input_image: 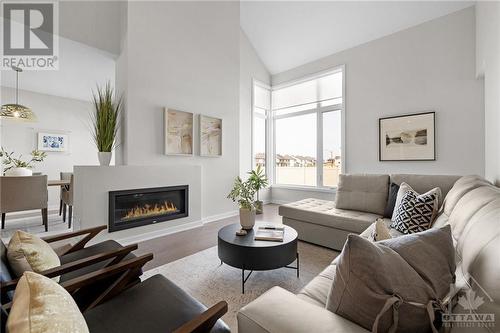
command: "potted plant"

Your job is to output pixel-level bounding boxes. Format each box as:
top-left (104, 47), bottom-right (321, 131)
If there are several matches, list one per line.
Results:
top-left (91, 82), bottom-right (121, 166)
top-left (248, 165), bottom-right (269, 214)
top-left (227, 176), bottom-right (256, 230)
top-left (0, 147), bottom-right (46, 176)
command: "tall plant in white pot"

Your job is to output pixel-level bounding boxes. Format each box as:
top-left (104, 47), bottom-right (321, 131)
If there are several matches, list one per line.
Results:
top-left (91, 82), bottom-right (121, 166)
top-left (227, 176), bottom-right (256, 230)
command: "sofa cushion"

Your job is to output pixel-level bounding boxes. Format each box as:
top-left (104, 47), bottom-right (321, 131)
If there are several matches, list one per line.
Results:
top-left (84, 274), bottom-right (230, 333)
top-left (335, 174), bottom-right (389, 215)
top-left (279, 199), bottom-right (380, 233)
top-left (298, 264), bottom-right (336, 307)
top-left (7, 231), bottom-right (61, 282)
top-left (441, 175), bottom-right (492, 217)
top-left (390, 174), bottom-right (460, 206)
top-left (360, 218), bottom-right (404, 240)
top-left (7, 272), bottom-right (89, 333)
top-left (326, 226), bottom-right (455, 333)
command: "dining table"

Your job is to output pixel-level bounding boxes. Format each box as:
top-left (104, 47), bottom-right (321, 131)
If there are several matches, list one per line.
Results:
top-left (48, 179), bottom-right (71, 191)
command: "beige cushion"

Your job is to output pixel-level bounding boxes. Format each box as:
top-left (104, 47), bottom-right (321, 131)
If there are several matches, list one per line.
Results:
top-left (298, 264), bottom-right (336, 307)
top-left (7, 271), bottom-right (89, 333)
top-left (279, 198), bottom-right (380, 233)
top-left (326, 226), bottom-right (455, 333)
top-left (441, 175), bottom-right (491, 216)
top-left (390, 174), bottom-right (460, 206)
top-left (360, 218), bottom-right (404, 240)
top-left (335, 174), bottom-right (389, 215)
top-left (7, 230), bottom-right (61, 282)
top-left (371, 218), bottom-right (392, 241)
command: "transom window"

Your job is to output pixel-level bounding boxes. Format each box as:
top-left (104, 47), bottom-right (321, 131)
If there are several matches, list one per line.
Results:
top-left (252, 66), bottom-right (344, 189)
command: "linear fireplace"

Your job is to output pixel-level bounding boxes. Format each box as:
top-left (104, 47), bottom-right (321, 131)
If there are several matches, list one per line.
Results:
top-left (109, 185), bottom-right (188, 232)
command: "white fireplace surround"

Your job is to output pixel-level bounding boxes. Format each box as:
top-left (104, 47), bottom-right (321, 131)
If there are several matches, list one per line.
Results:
top-left (73, 165), bottom-right (233, 244)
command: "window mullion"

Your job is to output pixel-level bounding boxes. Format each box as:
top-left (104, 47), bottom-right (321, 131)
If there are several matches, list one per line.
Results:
top-left (316, 108), bottom-right (323, 187)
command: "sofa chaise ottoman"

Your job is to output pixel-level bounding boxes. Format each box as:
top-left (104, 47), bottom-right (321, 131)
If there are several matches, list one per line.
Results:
top-left (279, 173), bottom-right (460, 250)
top-left (239, 175), bottom-right (500, 333)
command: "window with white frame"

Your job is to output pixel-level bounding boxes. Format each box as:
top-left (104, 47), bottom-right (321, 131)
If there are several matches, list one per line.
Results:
top-left (272, 68), bottom-right (343, 188)
top-left (252, 81), bottom-right (270, 172)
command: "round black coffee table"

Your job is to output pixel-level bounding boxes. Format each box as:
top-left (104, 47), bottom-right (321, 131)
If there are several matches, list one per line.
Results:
top-left (218, 223), bottom-right (299, 293)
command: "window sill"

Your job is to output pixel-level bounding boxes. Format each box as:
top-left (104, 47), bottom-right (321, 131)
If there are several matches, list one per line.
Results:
top-left (271, 185), bottom-right (337, 193)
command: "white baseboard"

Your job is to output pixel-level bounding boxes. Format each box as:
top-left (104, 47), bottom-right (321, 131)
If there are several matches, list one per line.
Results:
top-left (118, 210), bottom-right (239, 245)
top-left (201, 210), bottom-right (238, 224)
top-left (270, 200), bottom-right (290, 205)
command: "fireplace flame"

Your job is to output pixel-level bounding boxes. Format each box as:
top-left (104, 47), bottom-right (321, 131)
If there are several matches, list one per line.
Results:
top-left (123, 201), bottom-right (179, 220)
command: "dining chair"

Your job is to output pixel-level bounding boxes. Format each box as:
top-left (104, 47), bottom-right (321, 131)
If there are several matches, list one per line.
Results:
top-left (59, 172), bottom-right (73, 228)
top-left (0, 175), bottom-right (49, 232)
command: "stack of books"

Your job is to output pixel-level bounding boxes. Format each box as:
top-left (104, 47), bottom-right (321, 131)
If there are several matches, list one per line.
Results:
top-left (254, 225), bottom-right (285, 242)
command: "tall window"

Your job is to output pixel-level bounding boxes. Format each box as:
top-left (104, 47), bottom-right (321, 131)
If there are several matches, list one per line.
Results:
top-left (272, 68), bottom-right (343, 188)
top-left (252, 81), bottom-right (270, 171)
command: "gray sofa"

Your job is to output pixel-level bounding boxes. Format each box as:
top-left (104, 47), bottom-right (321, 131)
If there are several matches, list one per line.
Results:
top-left (279, 174), bottom-right (460, 250)
top-left (238, 174), bottom-right (500, 333)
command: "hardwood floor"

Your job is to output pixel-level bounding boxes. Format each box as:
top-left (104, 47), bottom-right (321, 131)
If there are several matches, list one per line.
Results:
top-left (136, 204), bottom-right (282, 270)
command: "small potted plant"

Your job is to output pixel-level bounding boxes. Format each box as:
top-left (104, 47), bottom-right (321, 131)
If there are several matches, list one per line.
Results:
top-left (248, 165), bottom-right (269, 214)
top-left (227, 176), bottom-right (256, 230)
top-left (91, 82), bottom-right (121, 166)
top-left (0, 147), bottom-right (46, 176)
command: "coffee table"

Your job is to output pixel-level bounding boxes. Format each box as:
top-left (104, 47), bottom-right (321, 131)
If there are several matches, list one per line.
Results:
top-left (217, 223), bottom-right (299, 293)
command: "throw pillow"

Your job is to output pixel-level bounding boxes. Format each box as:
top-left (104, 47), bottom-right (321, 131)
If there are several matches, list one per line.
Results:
top-left (390, 183), bottom-right (441, 234)
top-left (326, 226), bottom-right (455, 333)
top-left (7, 271), bottom-right (89, 333)
top-left (7, 230), bottom-right (61, 282)
top-left (383, 183), bottom-right (400, 218)
top-left (370, 218), bottom-right (392, 241)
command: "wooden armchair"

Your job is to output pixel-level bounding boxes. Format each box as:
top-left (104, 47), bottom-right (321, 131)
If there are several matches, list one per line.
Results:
top-left (0, 175), bottom-right (48, 231)
top-left (1, 226), bottom-right (140, 304)
top-left (2, 254), bottom-right (230, 333)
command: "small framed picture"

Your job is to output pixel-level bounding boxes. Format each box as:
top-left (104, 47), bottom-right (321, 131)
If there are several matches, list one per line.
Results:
top-left (379, 112), bottom-right (435, 161)
top-left (164, 108), bottom-right (194, 156)
top-left (199, 115), bottom-right (222, 157)
top-left (37, 132), bottom-right (69, 152)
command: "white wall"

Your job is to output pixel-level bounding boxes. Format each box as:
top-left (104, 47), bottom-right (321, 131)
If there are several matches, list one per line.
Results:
top-left (476, 3), bottom-right (500, 186)
top-left (272, 7), bottom-right (484, 179)
top-left (0, 88), bottom-right (99, 208)
top-left (117, 1), bottom-right (240, 219)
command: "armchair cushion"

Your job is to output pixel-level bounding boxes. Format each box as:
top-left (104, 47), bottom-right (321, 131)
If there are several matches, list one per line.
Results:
top-left (59, 240), bottom-right (136, 282)
top-left (83, 274), bottom-right (230, 333)
top-left (7, 231), bottom-right (61, 282)
top-left (7, 271), bottom-right (89, 333)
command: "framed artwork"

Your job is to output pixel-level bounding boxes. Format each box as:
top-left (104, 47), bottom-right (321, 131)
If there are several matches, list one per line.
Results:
top-left (164, 108), bottom-right (193, 155)
top-left (200, 115), bottom-right (222, 157)
top-left (37, 132), bottom-right (68, 152)
top-left (379, 111), bottom-right (435, 161)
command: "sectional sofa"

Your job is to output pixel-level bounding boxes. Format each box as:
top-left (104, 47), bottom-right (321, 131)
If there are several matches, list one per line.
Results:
top-left (238, 174), bottom-right (500, 333)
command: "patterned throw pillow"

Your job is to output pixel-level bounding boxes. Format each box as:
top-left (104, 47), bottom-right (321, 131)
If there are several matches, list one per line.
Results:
top-left (391, 190), bottom-right (439, 234)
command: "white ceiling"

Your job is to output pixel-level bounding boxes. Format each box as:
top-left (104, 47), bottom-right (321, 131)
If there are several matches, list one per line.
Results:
top-left (240, 1), bottom-right (475, 74)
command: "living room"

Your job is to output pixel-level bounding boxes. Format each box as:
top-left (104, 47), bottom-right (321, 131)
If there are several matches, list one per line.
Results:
top-left (0, 1), bottom-right (499, 332)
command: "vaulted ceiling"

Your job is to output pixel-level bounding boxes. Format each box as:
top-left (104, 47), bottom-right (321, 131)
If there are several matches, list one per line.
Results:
top-left (240, 1), bottom-right (474, 74)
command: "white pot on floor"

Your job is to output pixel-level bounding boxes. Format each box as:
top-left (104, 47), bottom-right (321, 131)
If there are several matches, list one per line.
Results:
top-left (4, 167), bottom-right (32, 176)
top-left (239, 207), bottom-right (256, 230)
top-left (98, 152), bottom-right (112, 166)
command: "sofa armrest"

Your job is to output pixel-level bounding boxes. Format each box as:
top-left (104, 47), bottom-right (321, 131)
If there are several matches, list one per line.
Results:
top-left (237, 286), bottom-right (369, 333)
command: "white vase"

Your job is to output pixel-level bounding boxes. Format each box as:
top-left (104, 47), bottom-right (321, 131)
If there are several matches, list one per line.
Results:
top-left (239, 207), bottom-right (256, 230)
top-left (5, 167), bottom-right (33, 176)
top-left (98, 152), bottom-right (112, 166)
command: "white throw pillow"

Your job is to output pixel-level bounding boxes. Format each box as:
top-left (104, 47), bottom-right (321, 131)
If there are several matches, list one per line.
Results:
top-left (391, 182), bottom-right (441, 221)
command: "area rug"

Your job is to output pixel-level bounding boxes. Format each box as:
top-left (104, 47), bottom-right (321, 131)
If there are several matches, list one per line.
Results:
top-left (142, 242), bottom-right (338, 332)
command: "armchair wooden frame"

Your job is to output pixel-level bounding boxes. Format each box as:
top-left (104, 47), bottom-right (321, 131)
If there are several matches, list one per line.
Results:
top-left (1, 254), bottom-right (229, 333)
top-left (42, 225), bottom-right (108, 256)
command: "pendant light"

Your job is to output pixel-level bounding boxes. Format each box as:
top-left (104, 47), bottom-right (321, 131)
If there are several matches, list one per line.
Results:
top-left (1, 66), bottom-right (36, 121)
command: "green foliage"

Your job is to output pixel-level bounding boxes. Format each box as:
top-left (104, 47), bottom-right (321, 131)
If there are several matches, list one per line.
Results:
top-left (248, 165), bottom-right (269, 201)
top-left (0, 147), bottom-right (46, 172)
top-left (227, 176), bottom-right (256, 210)
top-left (91, 82), bottom-right (121, 152)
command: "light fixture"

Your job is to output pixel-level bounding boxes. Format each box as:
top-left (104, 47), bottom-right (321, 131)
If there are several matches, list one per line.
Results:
top-left (1, 66), bottom-right (36, 121)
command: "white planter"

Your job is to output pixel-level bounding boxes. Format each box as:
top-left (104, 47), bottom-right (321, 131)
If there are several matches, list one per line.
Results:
top-left (98, 152), bottom-right (112, 166)
top-left (4, 167), bottom-right (33, 177)
top-left (239, 207), bottom-right (256, 230)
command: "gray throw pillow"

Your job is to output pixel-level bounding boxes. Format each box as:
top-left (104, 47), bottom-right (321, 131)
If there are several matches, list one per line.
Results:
top-left (326, 225), bottom-right (455, 333)
top-left (335, 174), bottom-right (389, 215)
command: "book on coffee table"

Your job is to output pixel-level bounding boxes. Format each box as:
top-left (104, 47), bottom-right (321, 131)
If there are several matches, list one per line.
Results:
top-left (254, 228), bottom-right (284, 242)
